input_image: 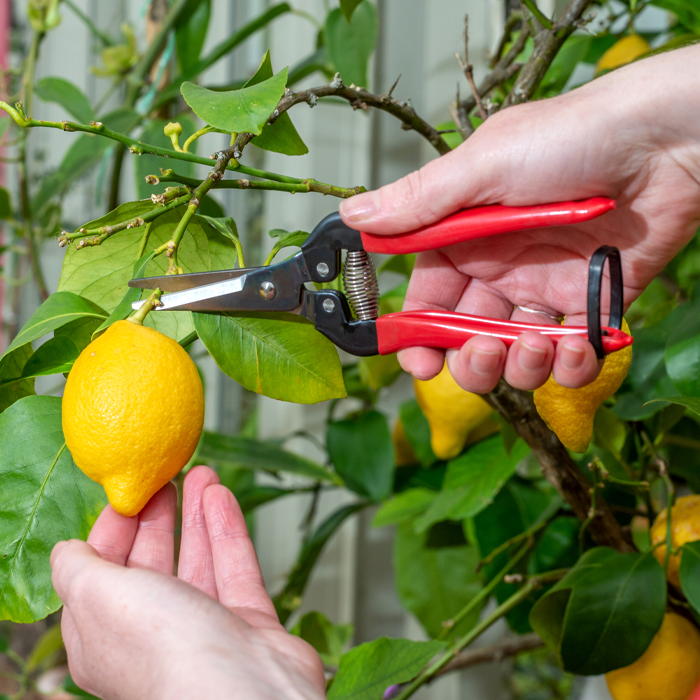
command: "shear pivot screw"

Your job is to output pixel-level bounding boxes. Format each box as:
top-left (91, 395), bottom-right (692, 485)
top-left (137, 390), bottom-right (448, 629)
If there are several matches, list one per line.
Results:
top-left (316, 262), bottom-right (330, 277)
top-left (259, 281), bottom-right (277, 300)
top-left (322, 298), bottom-right (336, 313)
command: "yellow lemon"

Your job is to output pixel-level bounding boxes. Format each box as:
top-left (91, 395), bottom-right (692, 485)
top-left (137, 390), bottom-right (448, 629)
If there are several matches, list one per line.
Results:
top-left (392, 419), bottom-right (418, 467)
top-left (596, 34), bottom-right (651, 74)
top-left (414, 363), bottom-right (495, 461)
top-left (62, 320), bottom-right (204, 517)
top-left (650, 495), bottom-right (700, 588)
top-left (533, 319), bottom-right (632, 453)
top-left (606, 612), bottom-right (700, 700)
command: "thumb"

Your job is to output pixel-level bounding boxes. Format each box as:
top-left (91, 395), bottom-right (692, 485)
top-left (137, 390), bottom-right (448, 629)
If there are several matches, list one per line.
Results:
top-left (51, 540), bottom-right (103, 605)
top-left (339, 135), bottom-right (504, 235)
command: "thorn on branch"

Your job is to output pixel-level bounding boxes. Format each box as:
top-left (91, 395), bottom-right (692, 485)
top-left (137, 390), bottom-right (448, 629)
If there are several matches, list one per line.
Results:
top-left (330, 72), bottom-right (344, 89)
top-left (386, 74), bottom-right (401, 98)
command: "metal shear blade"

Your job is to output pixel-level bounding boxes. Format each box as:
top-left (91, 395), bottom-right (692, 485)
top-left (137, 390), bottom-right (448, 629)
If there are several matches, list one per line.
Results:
top-left (131, 275), bottom-right (248, 311)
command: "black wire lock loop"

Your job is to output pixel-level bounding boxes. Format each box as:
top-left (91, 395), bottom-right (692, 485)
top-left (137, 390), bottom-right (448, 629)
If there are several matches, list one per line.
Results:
top-left (587, 245), bottom-right (623, 359)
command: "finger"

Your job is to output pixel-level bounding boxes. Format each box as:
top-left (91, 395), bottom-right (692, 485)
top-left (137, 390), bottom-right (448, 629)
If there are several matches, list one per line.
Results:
top-left (503, 331), bottom-right (556, 390)
top-left (86, 503), bottom-right (138, 566)
top-left (51, 540), bottom-right (103, 606)
top-left (126, 483), bottom-right (177, 574)
top-left (552, 335), bottom-right (602, 388)
top-left (447, 335), bottom-right (507, 394)
top-left (203, 485), bottom-right (278, 620)
top-left (339, 138), bottom-right (504, 233)
top-left (178, 466), bottom-right (221, 599)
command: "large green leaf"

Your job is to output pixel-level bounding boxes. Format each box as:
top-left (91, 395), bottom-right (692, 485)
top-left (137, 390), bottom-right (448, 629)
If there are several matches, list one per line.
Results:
top-left (274, 503), bottom-right (366, 624)
top-left (34, 76), bottom-right (95, 124)
top-left (327, 410), bottom-right (394, 501)
top-left (0, 344), bottom-right (35, 413)
top-left (415, 437), bottom-right (530, 532)
top-left (665, 294), bottom-right (700, 396)
top-left (650, 0), bottom-right (700, 32)
top-left (291, 611), bottom-right (353, 667)
top-left (31, 107), bottom-right (140, 211)
top-left (680, 541), bottom-right (700, 615)
top-left (175, 0), bottom-right (211, 73)
top-left (245, 51), bottom-right (307, 155)
top-left (328, 637), bottom-right (445, 700)
top-left (181, 68), bottom-right (288, 136)
top-left (133, 115), bottom-right (198, 200)
top-left (647, 395), bottom-right (700, 416)
top-left (198, 431), bottom-right (341, 484)
top-left (530, 548), bottom-right (666, 675)
top-left (12, 336), bottom-right (79, 380)
top-left (536, 36), bottom-right (591, 97)
top-left (193, 312), bottom-right (346, 403)
top-left (59, 205), bottom-right (238, 342)
top-left (614, 309), bottom-right (681, 420)
top-left (394, 523), bottom-right (483, 639)
top-left (3, 292), bottom-right (106, 358)
top-left (372, 488), bottom-right (436, 528)
top-left (0, 396), bottom-right (107, 622)
top-left (325, 1), bottom-right (378, 88)
top-left (340, 0), bottom-right (364, 22)
top-left (399, 399), bottom-right (436, 467)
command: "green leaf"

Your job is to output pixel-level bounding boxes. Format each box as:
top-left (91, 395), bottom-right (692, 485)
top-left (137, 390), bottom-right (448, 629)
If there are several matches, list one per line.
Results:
top-left (327, 410), bottom-right (394, 501)
top-left (399, 399), bottom-right (436, 467)
top-left (415, 437), bottom-right (530, 532)
top-left (0, 344), bottom-right (35, 413)
top-left (328, 637), bottom-right (446, 700)
top-left (647, 395), bottom-right (700, 416)
top-left (193, 312), bottom-right (346, 403)
top-left (245, 52), bottom-right (308, 155)
top-left (62, 676), bottom-right (99, 699)
top-left (357, 353), bottom-right (402, 391)
top-left (394, 523), bottom-right (483, 639)
top-left (59, 205), bottom-right (238, 343)
top-left (0, 396), bottom-right (107, 622)
top-left (274, 503), bottom-right (366, 624)
top-left (378, 254), bottom-right (416, 278)
top-left (536, 36), bottom-right (591, 97)
top-left (181, 68), bottom-right (288, 136)
top-left (55, 316), bottom-right (104, 352)
top-left (198, 431), bottom-right (341, 484)
top-left (16, 336), bottom-right (79, 379)
top-left (175, 0), bottom-right (211, 73)
top-left (325, 1), bottom-right (378, 88)
top-left (237, 486), bottom-right (297, 513)
top-left (372, 488), bottom-right (436, 528)
top-left (680, 541), bottom-right (700, 614)
top-left (3, 292), bottom-right (107, 358)
top-left (340, 0), bottom-right (364, 22)
top-left (529, 548), bottom-right (666, 675)
top-left (266, 229), bottom-right (309, 264)
top-left (133, 115), bottom-right (198, 200)
top-left (0, 188), bottom-right (11, 220)
top-left (26, 624), bottom-right (63, 673)
top-left (665, 294), bottom-right (700, 396)
top-left (291, 611), bottom-right (354, 667)
top-left (614, 310), bottom-right (681, 420)
top-left (197, 215), bottom-right (243, 265)
top-left (34, 77), bottom-right (95, 124)
top-left (31, 107), bottom-right (140, 211)
top-left (650, 0), bottom-right (700, 33)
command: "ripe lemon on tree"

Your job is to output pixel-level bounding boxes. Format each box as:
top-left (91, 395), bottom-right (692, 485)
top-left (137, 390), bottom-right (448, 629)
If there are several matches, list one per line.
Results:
top-left (596, 34), bottom-right (651, 74)
top-left (650, 494), bottom-right (700, 588)
top-left (414, 362), bottom-right (495, 461)
top-left (62, 308), bottom-right (204, 517)
top-left (605, 612), bottom-right (700, 700)
top-left (533, 319), bottom-right (632, 453)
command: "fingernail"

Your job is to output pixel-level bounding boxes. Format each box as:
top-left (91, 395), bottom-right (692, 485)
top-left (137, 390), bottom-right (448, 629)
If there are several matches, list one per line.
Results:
top-left (340, 192), bottom-right (379, 224)
top-left (561, 343), bottom-right (585, 370)
top-left (519, 341), bottom-right (547, 371)
top-left (469, 348), bottom-right (501, 375)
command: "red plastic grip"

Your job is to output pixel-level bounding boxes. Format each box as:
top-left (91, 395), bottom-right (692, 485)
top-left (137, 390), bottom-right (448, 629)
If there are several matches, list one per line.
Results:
top-left (375, 311), bottom-right (633, 356)
top-left (360, 197), bottom-right (616, 254)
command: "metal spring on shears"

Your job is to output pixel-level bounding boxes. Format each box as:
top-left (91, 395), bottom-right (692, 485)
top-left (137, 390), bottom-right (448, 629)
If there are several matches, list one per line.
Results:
top-left (343, 250), bottom-right (380, 320)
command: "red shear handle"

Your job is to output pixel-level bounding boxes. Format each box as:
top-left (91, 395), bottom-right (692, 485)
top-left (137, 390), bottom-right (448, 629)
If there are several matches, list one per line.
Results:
top-left (376, 311), bottom-right (633, 355)
top-left (361, 197), bottom-right (616, 255)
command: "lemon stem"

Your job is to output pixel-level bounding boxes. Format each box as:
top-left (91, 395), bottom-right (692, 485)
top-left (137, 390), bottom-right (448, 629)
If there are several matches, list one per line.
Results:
top-left (128, 288), bottom-right (163, 326)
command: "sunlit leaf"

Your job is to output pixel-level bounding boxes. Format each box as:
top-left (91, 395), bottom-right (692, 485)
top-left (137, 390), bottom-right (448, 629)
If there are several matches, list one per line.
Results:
top-left (181, 68), bottom-right (288, 135)
top-left (372, 488), bottom-right (436, 528)
top-left (0, 396), bottom-right (106, 622)
top-left (193, 312), bottom-right (346, 403)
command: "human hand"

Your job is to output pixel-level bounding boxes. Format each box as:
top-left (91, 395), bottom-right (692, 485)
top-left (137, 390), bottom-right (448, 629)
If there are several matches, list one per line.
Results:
top-left (50, 466), bottom-right (325, 700)
top-left (340, 45), bottom-right (700, 394)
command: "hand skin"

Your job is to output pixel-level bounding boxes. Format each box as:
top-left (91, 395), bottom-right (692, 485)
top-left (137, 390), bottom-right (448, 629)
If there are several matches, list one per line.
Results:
top-left (340, 45), bottom-right (700, 394)
top-left (50, 467), bottom-right (325, 700)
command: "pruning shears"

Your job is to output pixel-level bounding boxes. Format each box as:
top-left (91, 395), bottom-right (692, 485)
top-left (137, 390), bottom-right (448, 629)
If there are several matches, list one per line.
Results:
top-left (129, 197), bottom-right (633, 359)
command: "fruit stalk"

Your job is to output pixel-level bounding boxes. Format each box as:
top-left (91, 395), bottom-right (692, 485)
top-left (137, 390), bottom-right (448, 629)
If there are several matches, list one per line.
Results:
top-left (129, 289), bottom-right (163, 326)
